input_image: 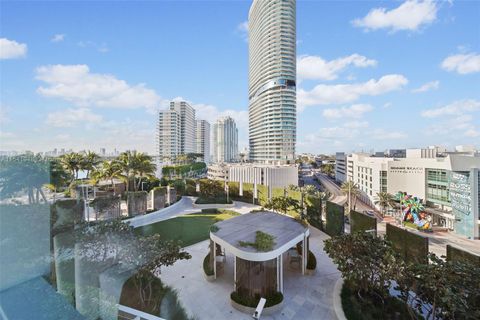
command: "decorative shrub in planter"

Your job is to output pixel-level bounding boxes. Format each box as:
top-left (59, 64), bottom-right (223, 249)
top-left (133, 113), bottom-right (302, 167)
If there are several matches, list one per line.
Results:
top-left (203, 253), bottom-right (214, 281)
top-left (306, 250), bottom-right (317, 275)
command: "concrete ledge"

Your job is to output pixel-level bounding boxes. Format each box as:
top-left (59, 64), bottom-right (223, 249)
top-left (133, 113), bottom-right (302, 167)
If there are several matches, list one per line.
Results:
top-left (333, 278), bottom-right (347, 320)
top-left (193, 203), bottom-right (235, 209)
top-left (203, 271), bottom-right (215, 282)
top-left (305, 268), bottom-right (316, 276)
top-left (230, 298), bottom-right (283, 316)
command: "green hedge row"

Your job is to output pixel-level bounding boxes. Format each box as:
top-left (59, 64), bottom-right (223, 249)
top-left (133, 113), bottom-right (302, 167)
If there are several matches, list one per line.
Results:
top-left (350, 210), bottom-right (377, 235)
top-left (446, 244), bottom-right (480, 265)
top-left (325, 201), bottom-right (344, 237)
top-left (386, 223), bottom-right (429, 265)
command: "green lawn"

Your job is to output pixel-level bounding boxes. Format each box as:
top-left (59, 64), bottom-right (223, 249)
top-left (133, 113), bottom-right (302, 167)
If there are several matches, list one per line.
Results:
top-left (135, 210), bottom-right (239, 247)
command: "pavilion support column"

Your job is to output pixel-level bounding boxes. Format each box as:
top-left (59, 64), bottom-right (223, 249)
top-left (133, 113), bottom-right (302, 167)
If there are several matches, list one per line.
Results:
top-left (212, 240), bottom-right (217, 279)
top-left (234, 256), bottom-right (237, 291)
top-left (276, 256), bottom-right (280, 292)
top-left (302, 235), bottom-right (306, 275)
top-left (280, 254), bottom-right (284, 293)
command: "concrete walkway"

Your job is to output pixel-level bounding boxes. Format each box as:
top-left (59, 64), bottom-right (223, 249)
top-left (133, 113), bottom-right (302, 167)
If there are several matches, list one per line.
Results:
top-left (126, 196), bottom-right (261, 228)
top-left (159, 226), bottom-right (341, 320)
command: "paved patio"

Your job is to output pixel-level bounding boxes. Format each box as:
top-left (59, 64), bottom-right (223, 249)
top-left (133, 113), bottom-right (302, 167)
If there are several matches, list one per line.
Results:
top-left (159, 226), bottom-right (341, 320)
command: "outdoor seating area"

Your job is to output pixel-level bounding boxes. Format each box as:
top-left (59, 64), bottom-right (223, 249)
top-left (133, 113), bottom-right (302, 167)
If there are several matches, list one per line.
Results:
top-left (207, 212), bottom-right (310, 312)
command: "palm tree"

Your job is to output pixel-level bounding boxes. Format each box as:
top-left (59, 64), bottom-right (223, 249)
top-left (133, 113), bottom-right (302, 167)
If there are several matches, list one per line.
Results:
top-left (0, 155), bottom-right (49, 204)
top-left (82, 151), bottom-right (100, 178)
top-left (117, 151), bottom-right (156, 192)
top-left (340, 181), bottom-right (359, 213)
top-left (134, 153), bottom-right (156, 191)
top-left (60, 152), bottom-right (84, 182)
top-left (91, 160), bottom-right (123, 195)
top-left (374, 192), bottom-right (396, 217)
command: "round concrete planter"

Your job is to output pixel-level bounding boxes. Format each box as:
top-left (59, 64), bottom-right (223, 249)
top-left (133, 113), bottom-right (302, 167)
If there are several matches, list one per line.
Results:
top-left (333, 278), bottom-right (347, 320)
top-left (204, 272), bottom-right (215, 282)
top-left (230, 298), bottom-right (283, 316)
top-left (305, 268), bottom-right (316, 275)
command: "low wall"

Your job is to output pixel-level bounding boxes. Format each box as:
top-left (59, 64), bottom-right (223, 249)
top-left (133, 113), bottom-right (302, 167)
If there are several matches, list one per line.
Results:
top-left (193, 202), bottom-right (235, 209)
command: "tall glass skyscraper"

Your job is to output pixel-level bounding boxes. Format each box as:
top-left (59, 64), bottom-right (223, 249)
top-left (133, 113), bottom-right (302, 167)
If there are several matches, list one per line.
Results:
top-left (248, 0), bottom-right (296, 164)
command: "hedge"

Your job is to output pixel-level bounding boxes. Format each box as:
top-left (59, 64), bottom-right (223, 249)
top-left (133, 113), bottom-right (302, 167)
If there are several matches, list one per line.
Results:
top-left (350, 210), bottom-right (377, 235)
top-left (325, 201), bottom-right (344, 237)
top-left (386, 223), bottom-right (429, 265)
top-left (446, 244), bottom-right (480, 266)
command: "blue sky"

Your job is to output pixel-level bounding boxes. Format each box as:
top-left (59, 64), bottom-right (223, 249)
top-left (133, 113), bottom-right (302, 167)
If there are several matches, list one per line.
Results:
top-left (1, 0), bottom-right (479, 155)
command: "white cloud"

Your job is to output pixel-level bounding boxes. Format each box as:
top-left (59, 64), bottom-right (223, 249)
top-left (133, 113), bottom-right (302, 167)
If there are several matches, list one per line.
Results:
top-left (352, 0), bottom-right (438, 32)
top-left (0, 38), bottom-right (27, 59)
top-left (422, 100), bottom-right (480, 138)
top-left (441, 53), bottom-right (480, 74)
top-left (46, 108), bottom-right (103, 127)
top-left (323, 104), bottom-right (373, 119)
top-left (0, 131), bottom-right (16, 139)
top-left (236, 21), bottom-right (249, 42)
top-left (297, 54), bottom-right (377, 81)
top-left (77, 40), bottom-right (109, 53)
top-left (298, 74), bottom-right (408, 110)
top-left (464, 129), bottom-right (480, 138)
top-left (421, 99), bottom-right (480, 117)
top-left (51, 34), bottom-right (65, 43)
top-left (371, 129), bottom-right (408, 140)
top-left (36, 64), bottom-right (162, 111)
top-left (412, 80), bottom-right (439, 93)
top-left (344, 120), bottom-right (370, 129)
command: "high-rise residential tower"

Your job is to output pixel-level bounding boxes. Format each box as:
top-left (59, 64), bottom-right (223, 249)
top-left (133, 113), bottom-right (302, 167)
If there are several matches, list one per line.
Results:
top-left (157, 109), bottom-right (181, 161)
top-left (196, 119), bottom-right (210, 163)
top-left (158, 100), bottom-right (196, 162)
top-left (212, 116), bottom-right (238, 163)
top-left (170, 100), bottom-right (196, 154)
top-left (248, 0), bottom-right (296, 164)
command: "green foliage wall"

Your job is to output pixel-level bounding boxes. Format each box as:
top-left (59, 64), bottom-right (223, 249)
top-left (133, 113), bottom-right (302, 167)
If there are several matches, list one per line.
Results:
top-left (325, 201), bottom-right (344, 237)
top-left (184, 179), bottom-right (197, 196)
top-left (350, 210), bottom-right (377, 235)
top-left (446, 244), bottom-right (480, 265)
top-left (386, 223), bottom-right (429, 265)
top-left (257, 185), bottom-right (268, 205)
top-left (51, 199), bottom-right (85, 235)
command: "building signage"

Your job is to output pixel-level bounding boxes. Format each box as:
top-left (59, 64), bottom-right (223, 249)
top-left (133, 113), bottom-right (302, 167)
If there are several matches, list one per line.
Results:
top-left (389, 166), bottom-right (424, 174)
top-left (449, 172), bottom-right (471, 216)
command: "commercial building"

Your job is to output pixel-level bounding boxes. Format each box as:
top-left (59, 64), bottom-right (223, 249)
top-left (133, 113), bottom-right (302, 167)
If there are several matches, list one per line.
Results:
top-left (212, 116), bottom-right (238, 163)
top-left (196, 120), bottom-right (210, 163)
top-left (344, 149), bottom-right (480, 239)
top-left (208, 163), bottom-right (298, 189)
top-left (334, 152), bottom-right (347, 183)
top-left (248, 0), bottom-right (296, 164)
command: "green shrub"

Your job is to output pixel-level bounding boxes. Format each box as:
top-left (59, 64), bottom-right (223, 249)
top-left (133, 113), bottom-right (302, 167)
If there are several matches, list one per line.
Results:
top-left (202, 208), bottom-right (220, 214)
top-left (230, 291), bottom-right (283, 308)
top-left (446, 245), bottom-right (480, 266)
top-left (386, 223), bottom-right (428, 265)
top-left (239, 231), bottom-right (276, 252)
top-left (203, 253), bottom-right (214, 276)
top-left (307, 250), bottom-right (317, 270)
top-left (350, 210), bottom-right (377, 234)
top-left (195, 196), bottom-right (233, 204)
top-left (325, 201), bottom-right (344, 236)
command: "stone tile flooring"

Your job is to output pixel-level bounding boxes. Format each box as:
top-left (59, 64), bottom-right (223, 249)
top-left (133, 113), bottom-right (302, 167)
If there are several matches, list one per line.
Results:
top-left (160, 226), bottom-right (341, 320)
